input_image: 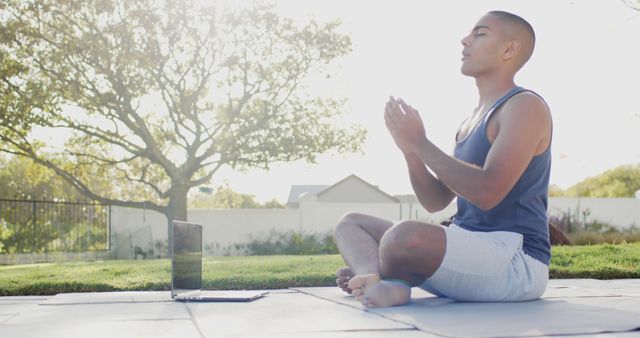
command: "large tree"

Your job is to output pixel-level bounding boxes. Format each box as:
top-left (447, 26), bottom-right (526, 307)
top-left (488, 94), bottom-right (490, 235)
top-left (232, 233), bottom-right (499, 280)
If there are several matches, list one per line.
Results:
top-left (623, 0), bottom-right (640, 10)
top-left (0, 0), bottom-right (365, 250)
top-left (0, 154), bottom-right (100, 201)
top-left (556, 164), bottom-right (640, 198)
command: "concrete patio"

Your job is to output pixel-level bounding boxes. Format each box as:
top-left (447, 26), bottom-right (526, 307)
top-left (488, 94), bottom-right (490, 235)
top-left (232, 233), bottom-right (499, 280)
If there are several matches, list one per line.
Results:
top-left (1, 279), bottom-right (640, 338)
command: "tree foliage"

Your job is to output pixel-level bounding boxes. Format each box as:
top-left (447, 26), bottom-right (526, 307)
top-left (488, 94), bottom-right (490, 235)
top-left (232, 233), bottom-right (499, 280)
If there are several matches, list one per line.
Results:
top-left (0, 154), bottom-right (112, 201)
top-left (623, 0), bottom-right (640, 11)
top-left (554, 164), bottom-right (640, 198)
top-left (0, 0), bottom-right (365, 240)
top-left (189, 183), bottom-right (284, 209)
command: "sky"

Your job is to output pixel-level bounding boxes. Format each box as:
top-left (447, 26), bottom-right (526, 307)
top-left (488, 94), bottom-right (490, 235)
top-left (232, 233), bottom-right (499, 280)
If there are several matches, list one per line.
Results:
top-left (25, 0), bottom-right (640, 203)
top-left (210, 0), bottom-right (640, 202)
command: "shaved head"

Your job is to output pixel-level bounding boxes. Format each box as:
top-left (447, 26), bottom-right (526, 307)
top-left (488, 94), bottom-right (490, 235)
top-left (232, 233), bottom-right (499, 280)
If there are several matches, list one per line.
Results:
top-left (487, 10), bottom-right (536, 71)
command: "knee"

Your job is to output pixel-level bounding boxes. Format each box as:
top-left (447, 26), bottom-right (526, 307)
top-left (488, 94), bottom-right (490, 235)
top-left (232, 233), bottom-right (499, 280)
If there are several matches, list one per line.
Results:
top-left (333, 212), bottom-right (365, 240)
top-left (378, 220), bottom-right (443, 277)
top-left (379, 220), bottom-right (422, 261)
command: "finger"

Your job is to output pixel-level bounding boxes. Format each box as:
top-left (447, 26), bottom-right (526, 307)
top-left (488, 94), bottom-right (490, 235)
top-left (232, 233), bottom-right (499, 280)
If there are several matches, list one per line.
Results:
top-left (387, 101), bottom-right (403, 124)
top-left (385, 103), bottom-right (396, 126)
top-left (385, 101), bottom-right (392, 116)
top-left (400, 100), bottom-right (420, 116)
top-left (390, 96), bottom-right (401, 114)
top-left (398, 99), bottom-right (414, 116)
top-left (396, 98), bottom-right (409, 115)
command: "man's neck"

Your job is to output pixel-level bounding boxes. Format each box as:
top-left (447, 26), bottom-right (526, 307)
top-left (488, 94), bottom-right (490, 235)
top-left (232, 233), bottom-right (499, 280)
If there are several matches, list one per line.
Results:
top-left (474, 73), bottom-right (516, 110)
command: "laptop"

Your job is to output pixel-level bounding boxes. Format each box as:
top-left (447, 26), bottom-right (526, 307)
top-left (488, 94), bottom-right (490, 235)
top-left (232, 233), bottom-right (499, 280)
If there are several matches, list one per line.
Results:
top-left (171, 220), bottom-right (268, 302)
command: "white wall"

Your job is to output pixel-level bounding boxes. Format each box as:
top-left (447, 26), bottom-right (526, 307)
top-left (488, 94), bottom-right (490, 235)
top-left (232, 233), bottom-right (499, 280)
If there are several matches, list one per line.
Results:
top-left (548, 197), bottom-right (640, 229)
top-left (189, 208), bottom-right (299, 255)
top-left (402, 197), bottom-right (640, 228)
top-left (110, 206), bottom-right (299, 257)
top-left (109, 197), bottom-right (640, 257)
top-left (313, 202), bottom-right (401, 231)
top-left (399, 200), bottom-right (458, 224)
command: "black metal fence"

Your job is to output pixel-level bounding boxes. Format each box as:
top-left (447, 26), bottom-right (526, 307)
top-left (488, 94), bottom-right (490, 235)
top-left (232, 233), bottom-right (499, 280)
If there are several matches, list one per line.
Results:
top-left (0, 199), bottom-right (110, 254)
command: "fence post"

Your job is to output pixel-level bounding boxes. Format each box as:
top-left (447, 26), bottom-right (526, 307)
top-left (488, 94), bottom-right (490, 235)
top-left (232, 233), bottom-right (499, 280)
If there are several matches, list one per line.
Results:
top-left (108, 204), bottom-right (112, 251)
top-left (32, 199), bottom-right (37, 252)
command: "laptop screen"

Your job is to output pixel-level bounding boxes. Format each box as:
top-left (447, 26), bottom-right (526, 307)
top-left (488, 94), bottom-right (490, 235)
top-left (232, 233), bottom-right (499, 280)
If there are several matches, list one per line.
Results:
top-left (171, 221), bottom-right (203, 298)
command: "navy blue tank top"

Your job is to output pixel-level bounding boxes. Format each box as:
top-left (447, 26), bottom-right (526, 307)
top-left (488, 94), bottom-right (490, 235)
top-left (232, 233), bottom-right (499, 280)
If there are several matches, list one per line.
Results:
top-left (452, 86), bottom-right (552, 265)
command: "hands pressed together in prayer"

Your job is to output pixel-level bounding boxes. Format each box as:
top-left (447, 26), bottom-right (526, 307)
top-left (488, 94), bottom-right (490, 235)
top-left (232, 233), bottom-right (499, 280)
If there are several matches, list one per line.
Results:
top-left (384, 96), bottom-right (427, 155)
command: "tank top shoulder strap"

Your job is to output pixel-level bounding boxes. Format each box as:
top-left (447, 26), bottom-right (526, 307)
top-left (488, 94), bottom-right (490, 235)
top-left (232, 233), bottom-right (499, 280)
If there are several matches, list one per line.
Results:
top-left (482, 86), bottom-right (527, 124)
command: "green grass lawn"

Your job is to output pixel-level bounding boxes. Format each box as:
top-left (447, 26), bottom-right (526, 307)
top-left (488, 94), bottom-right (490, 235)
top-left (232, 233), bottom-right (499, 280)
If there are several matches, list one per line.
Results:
top-left (1, 242), bottom-right (639, 296)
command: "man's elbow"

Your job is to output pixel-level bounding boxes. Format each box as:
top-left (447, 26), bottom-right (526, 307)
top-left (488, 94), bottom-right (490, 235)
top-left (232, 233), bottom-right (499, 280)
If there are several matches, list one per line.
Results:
top-left (424, 204), bottom-right (445, 213)
top-left (418, 198), bottom-right (447, 213)
top-left (474, 190), bottom-right (505, 211)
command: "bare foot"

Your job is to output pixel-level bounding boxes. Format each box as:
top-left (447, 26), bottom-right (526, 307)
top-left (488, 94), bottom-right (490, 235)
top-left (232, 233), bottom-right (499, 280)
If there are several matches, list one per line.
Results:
top-left (360, 280), bottom-right (411, 308)
top-left (347, 273), bottom-right (380, 301)
top-left (336, 267), bottom-right (354, 294)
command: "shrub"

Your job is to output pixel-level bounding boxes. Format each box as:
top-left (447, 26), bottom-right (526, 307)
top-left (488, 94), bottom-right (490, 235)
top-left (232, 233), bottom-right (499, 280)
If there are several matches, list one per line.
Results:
top-left (549, 211), bottom-right (640, 246)
top-left (235, 229), bottom-right (338, 255)
top-left (568, 229), bottom-right (640, 245)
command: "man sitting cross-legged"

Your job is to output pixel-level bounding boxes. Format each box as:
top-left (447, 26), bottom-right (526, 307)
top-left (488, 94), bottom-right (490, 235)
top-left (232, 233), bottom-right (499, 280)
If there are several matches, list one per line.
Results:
top-left (334, 10), bottom-right (553, 307)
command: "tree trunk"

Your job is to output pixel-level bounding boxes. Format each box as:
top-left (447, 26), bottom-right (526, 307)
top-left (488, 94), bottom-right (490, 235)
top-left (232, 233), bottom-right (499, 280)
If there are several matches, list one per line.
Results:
top-left (165, 184), bottom-right (189, 256)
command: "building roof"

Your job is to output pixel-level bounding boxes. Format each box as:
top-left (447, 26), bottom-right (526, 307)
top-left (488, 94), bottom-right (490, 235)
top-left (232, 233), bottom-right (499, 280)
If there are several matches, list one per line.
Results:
top-left (393, 194), bottom-right (419, 203)
top-left (287, 174), bottom-right (399, 208)
top-left (316, 174), bottom-right (399, 203)
top-left (286, 185), bottom-right (330, 207)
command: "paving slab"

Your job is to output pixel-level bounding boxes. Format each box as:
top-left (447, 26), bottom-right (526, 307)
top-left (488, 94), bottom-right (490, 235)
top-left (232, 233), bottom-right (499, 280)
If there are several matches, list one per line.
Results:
top-left (2, 280), bottom-right (640, 337)
top-left (0, 296), bottom-right (50, 324)
top-left (543, 284), bottom-right (621, 298)
top-left (189, 290), bottom-right (414, 337)
top-left (293, 281), bottom-right (640, 338)
top-left (568, 332), bottom-right (640, 338)
top-left (254, 329), bottom-right (442, 338)
top-left (0, 300), bottom-right (196, 338)
top-left (2, 317), bottom-right (199, 338)
top-left (544, 280), bottom-right (640, 298)
top-left (40, 290), bottom-right (298, 306)
top-left (41, 291), bottom-right (171, 305)
top-left (551, 279), bottom-right (640, 288)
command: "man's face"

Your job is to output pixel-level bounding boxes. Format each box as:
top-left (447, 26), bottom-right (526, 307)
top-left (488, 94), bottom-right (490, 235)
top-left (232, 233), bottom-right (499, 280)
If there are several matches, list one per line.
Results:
top-left (460, 14), bottom-right (507, 77)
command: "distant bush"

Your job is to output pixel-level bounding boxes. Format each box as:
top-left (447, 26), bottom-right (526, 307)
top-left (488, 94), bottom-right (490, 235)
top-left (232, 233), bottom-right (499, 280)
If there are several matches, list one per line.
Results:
top-left (549, 211), bottom-right (640, 245)
top-left (0, 220), bottom-right (107, 254)
top-left (236, 229), bottom-right (337, 255)
top-left (567, 226), bottom-right (640, 245)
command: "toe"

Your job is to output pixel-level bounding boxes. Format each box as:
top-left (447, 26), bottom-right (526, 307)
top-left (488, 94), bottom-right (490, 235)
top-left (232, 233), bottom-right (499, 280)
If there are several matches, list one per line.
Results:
top-left (347, 276), bottom-right (366, 290)
top-left (362, 296), bottom-right (375, 308)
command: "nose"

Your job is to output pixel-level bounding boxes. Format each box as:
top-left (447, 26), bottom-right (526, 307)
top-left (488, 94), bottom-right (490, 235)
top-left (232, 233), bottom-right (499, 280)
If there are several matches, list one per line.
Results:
top-left (461, 34), bottom-right (470, 47)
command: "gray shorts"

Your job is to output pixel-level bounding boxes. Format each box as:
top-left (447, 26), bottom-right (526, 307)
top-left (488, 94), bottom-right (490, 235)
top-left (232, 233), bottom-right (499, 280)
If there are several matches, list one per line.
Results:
top-left (419, 223), bottom-right (549, 302)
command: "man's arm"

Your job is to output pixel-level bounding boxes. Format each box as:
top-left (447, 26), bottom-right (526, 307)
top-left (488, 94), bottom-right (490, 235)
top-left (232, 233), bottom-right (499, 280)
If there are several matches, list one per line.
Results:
top-left (405, 153), bottom-right (455, 212)
top-left (388, 94), bottom-right (551, 211)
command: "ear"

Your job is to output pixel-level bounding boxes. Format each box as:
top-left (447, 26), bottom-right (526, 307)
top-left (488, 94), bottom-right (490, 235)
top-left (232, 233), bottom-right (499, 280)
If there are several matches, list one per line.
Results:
top-left (502, 40), bottom-right (521, 61)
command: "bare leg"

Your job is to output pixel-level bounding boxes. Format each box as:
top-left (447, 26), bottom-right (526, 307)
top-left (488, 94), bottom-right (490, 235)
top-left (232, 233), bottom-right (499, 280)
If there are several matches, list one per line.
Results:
top-left (349, 274), bottom-right (411, 307)
top-left (352, 220), bottom-right (447, 307)
top-left (333, 213), bottom-right (394, 291)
